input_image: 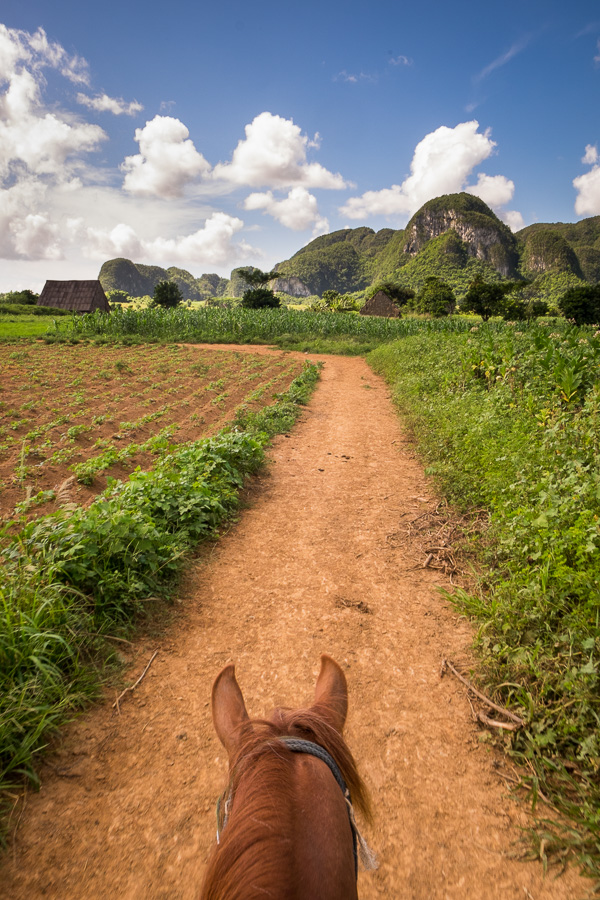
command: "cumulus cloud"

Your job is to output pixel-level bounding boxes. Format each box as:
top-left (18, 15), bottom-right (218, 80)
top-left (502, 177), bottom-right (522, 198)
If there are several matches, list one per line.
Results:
top-left (389, 55), bottom-right (412, 66)
top-left (243, 187), bottom-right (328, 234)
top-left (76, 93), bottom-right (143, 116)
top-left (121, 115), bottom-right (211, 198)
top-left (10, 214), bottom-right (63, 259)
top-left (340, 121), bottom-right (524, 231)
top-left (466, 172), bottom-right (524, 229)
top-left (213, 112), bottom-right (347, 190)
top-left (340, 121), bottom-right (496, 219)
top-left (82, 212), bottom-right (254, 267)
top-left (0, 25), bottom-right (106, 183)
top-left (574, 145), bottom-right (600, 215)
top-left (467, 173), bottom-right (515, 207)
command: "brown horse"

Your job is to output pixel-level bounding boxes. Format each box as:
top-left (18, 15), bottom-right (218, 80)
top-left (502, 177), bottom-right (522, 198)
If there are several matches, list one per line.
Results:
top-left (200, 655), bottom-right (374, 900)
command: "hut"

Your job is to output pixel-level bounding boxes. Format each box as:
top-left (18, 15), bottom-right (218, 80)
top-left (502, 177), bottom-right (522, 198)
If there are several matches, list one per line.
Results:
top-left (37, 280), bottom-right (110, 314)
top-left (360, 290), bottom-right (400, 318)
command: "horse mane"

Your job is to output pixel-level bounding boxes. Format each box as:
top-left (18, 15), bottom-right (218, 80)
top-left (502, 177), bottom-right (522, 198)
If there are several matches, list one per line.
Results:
top-left (200, 705), bottom-right (371, 900)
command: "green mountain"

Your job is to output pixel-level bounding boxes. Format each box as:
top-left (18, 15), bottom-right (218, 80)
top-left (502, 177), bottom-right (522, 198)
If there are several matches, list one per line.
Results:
top-left (98, 194), bottom-right (600, 305)
top-left (275, 193), bottom-right (521, 299)
top-left (98, 258), bottom-right (229, 301)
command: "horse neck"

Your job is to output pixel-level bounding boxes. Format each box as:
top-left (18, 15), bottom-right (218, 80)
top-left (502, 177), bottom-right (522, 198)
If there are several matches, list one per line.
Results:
top-left (201, 745), bottom-right (358, 900)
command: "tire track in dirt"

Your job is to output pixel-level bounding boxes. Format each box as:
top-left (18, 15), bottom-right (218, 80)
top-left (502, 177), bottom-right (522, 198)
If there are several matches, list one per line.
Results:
top-left (1, 348), bottom-right (590, 899)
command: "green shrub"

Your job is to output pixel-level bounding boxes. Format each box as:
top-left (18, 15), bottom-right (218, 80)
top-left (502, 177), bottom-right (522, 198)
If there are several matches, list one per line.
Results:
top-left (416, 277), bottom-right (455, 317)
top-left (558, 284), bottom-right (600, 325)
top-left (241, 288), bottom-right (281, 309)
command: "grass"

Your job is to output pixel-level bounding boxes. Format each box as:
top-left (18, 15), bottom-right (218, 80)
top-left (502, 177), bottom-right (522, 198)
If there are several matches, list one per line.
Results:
top-left (0, 316), bottom-right (64, 339)
top-left (368, 321), bottom-right (600, 885)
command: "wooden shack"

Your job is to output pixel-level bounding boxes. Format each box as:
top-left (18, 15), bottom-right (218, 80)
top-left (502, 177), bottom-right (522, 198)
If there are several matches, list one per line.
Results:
top-left (37, 280), bottom-right (110, 314)
top-left (360, 290), bottom-right (400, 318)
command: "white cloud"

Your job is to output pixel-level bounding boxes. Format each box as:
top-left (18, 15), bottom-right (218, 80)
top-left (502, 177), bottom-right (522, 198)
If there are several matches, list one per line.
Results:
top-left (467, 174), bottom-right (525, 232)
top-left (500, 209), bottom-right (525, 231)
top-left (340, 121), bottom-right (496, 219)
top-left (340, 121), bottom-right (524, 231)
top-left (0, 26), bottom-right (106, 183)
top-left (76, 93), bottom-right (143, 116)
top-left (121, 115), bottom-right (211, 198)
top-left (467, 173), bottom-right (515, 207)
top-left (573, 144), bottom-right (600, 216)
top-left (334, 70), bottom-right (377, 83)
top-left (10, 213), bottom-right (63, 259)
top-left (595, 39), bottom-right (600, 64)
top-left (244, 186), bottom-right (328, 234)
top-left (213, 112), bottom-right (347, 190)
top-left (389, 55), bottom-right (412, 66)
top-left (82, 212), bottom-right (254, 267)
top-left (474, 36), bottom-right (530, 82)
top-left (574, 167), bottom-right (600, 216)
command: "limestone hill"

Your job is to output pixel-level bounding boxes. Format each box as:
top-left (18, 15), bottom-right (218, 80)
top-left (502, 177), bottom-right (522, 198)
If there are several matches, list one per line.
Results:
top-left (98, 194), bottom-right (599, 304)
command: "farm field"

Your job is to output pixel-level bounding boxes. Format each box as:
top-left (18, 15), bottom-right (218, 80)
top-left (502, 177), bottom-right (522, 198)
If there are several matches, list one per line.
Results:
top-left (0, 316), bottom-right (62, 339)
top-left (0, 342), bottom-right (305, 523)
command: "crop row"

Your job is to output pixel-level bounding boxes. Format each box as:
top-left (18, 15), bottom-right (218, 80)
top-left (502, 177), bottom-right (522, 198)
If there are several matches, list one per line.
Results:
top-left (0, 343), bottom-right (304, 523)
top-left (60, 304), bottom-right (490, 343)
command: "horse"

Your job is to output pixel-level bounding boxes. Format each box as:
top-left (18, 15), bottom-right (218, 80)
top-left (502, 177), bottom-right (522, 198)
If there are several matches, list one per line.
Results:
top-left (200, 654), bottom-right (375, 900)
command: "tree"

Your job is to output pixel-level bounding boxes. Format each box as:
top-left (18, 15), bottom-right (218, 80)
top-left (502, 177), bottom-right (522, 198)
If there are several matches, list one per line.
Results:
top-left (241, 288), bottom-right (281, 309)
top-left (416, 277), bottom-right (455, 317)
top-left (153, 281), bottom-right (183, 308)
top-left (558, 285), bottom-right (600, 325)
top-left (461, 277), bottom-right (529, 322)
top-left (239, 267), bottom-right (280, 288)
top-left (106, 289), bottom-right (130, 305)
top-left (1, 289), bottom-right (38, 305)
top-left (239, 267), bottom-right (281, 309)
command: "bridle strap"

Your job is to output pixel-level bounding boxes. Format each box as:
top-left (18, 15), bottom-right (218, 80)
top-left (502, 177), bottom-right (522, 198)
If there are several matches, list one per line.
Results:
top-left (273, 737), bottom-right (358, 879)
top-left (215, 737), bottom-right (361, 879)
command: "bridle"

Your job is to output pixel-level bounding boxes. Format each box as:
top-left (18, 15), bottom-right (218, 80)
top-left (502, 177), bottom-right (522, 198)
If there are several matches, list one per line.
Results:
top-left (215, 737), bottom-right (376, 879)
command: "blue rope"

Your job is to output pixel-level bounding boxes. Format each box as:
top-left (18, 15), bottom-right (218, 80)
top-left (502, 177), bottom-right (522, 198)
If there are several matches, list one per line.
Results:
top-left (216, 737), bottom-right (359, 879)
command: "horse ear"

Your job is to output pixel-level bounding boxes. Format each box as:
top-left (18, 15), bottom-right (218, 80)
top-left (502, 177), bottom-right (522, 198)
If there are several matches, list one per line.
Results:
top-left (212, 664), bottom-right (251, 757)
top-left (312, 654), bottom-right (348, 734)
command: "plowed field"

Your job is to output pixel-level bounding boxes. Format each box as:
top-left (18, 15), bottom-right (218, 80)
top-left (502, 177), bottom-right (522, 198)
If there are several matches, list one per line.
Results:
top-left (0, 343), bottom-right (304, 523)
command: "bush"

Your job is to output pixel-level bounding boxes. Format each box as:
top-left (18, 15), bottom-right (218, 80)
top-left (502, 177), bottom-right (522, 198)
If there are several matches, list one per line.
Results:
top-left (241, 287), bottom-right (281, 309)
top-left (0, 289), bottom-right (39, 305)
top-left (153, 281), bottom-right (183, 309)
top-left (416, 277), bottom-right (455, 317)
top-left (558, 284), bottom-right (600, 325)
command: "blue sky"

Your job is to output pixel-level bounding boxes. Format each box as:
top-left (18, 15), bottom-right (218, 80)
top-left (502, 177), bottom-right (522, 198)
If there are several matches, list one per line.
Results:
top-left (0, 0), bottom-right (599, 291)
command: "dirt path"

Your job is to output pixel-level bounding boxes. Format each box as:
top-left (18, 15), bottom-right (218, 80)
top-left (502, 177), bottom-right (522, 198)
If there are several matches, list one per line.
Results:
top-left (2, 349), bottom-right (590, 899)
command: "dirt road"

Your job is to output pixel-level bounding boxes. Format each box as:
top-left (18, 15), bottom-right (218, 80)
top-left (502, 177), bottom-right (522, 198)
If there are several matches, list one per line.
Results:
top-left (2, 348), bottom-right (590, 899)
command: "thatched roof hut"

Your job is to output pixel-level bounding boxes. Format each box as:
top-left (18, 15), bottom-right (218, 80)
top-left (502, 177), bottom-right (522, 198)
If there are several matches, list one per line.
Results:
top-left (37, 280), bottom-right (110, 314)
top-left (360, 290), bottom-right (400, 318)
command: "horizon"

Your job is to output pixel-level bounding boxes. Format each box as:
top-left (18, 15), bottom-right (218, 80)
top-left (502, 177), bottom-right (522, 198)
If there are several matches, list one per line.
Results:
top-left (1, 0), bottom-right (599, 292)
